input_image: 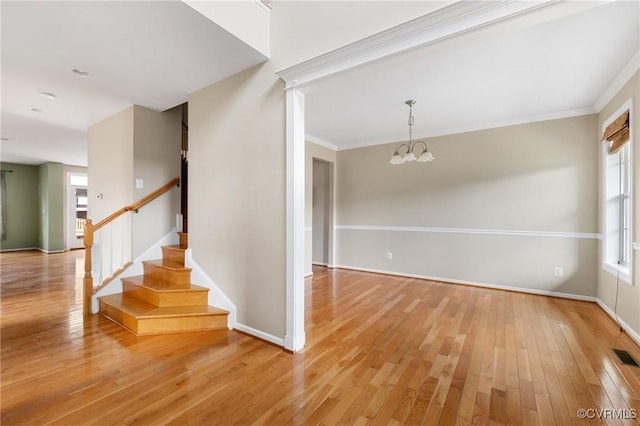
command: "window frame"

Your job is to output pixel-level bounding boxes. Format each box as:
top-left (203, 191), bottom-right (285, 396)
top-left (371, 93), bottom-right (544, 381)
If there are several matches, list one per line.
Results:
top-left (601, 99), bottom-right (634, 285)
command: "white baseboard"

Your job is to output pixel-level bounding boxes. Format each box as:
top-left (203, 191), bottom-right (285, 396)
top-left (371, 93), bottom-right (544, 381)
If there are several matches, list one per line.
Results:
top-left (37, 248), bottom-right (66, 254)
top-left (235, 322), bottom-right (285, 347)
top-left (596, 299), bottom-right (640, 347)
top-left (312, 261), bottom-right (328, 266)
top-left (305, 272), bottom-right (313, 278)
top-left (0, 247), bottom-right (39, 252)
top-left (0, 247), bottom-right (66, 254)
top-left (333, 264), bottom-right (598, 302)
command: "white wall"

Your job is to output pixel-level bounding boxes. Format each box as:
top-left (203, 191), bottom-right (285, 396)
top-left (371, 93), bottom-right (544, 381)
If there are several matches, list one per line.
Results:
top-left (335, 114), bottom-right (599, 298)
top-left (182, 0), bottom-right (270, 58)
top-left (271, 1), bottom-right (455, 69)
top-left (597, 70), bottom-right (640, 336)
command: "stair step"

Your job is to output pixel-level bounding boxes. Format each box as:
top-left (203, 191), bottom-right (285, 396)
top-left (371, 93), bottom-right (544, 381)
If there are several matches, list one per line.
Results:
top-left (143, 259), bottom-right (192, 287)
top-left (99, 294), bottom-right (229, 336)
top-left (122, 276), bottom-right (209, 307)
top-left (161, 245), bottom-right (186, 266)
top-left (178, 232), bottom-right (188, 249)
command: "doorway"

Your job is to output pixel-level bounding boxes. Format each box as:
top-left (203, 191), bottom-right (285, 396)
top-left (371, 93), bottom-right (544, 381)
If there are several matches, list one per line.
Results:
top-left (312, 158), bottom-right (334, 268)
top-left (67, 172), bottom-right (88, 250)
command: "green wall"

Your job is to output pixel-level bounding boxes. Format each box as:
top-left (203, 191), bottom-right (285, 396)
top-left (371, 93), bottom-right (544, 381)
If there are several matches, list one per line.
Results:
top-left (0, 162), bottom-right (64, 252)
top-left (0, 163), bottom-right (39, 250)
top-left (38, 162), bottom-right (64, 252)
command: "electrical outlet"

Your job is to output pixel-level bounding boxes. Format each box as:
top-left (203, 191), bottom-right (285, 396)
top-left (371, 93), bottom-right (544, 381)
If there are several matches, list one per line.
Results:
top-left (554, 267), bottom-right (564, 277)
top-left (386, 252), bottom-right (393, 260)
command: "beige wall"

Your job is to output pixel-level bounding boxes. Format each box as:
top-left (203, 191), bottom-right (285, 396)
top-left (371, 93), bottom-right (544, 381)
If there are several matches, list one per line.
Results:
top-left (189, 62), bottom-right (286, 337)
top-left (312, 159), bottom-right (330, 265)
top-left (88, 106), bottom-right (134, 223)
top-left (597, 70), bottom-right (640, 334)
top-left (336, 114), bottom-right (599, 297)
top-left (88, 105), bottom-right (181, 259)
top-left (305, 141), bottom-right (337, 275)
top-left (132, 105), bottom-right (181, 258)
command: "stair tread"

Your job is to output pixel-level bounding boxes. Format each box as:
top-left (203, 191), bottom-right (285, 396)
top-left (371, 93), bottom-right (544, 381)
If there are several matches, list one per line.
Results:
top-left (99, 294), bottom-right (228, 319)
top-left (143, 259), bottom-right (192, 271)
top-left (122, 275), bottom-right (208, 292)
top-left (162, 245), bottom-right (186, 252)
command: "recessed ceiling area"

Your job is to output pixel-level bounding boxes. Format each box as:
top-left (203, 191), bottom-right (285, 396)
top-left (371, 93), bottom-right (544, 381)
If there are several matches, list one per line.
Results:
top-left (1, 0), bottom-right (268, 166)
top-left (304, 0), bottom-right (640, 150)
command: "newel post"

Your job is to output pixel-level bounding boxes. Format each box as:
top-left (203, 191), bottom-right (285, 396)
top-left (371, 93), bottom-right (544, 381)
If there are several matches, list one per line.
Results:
top-left (83, 219), bottom-right (94, 315)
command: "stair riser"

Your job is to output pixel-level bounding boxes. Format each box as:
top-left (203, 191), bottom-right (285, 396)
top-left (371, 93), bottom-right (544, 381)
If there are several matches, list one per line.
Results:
top-left (179, 233), bottom-right (188, 249)
top-left (137, 314), bottom-right (227, 335)
top-left (123, 282), bottom-right (208, 307)
top-left (99, 300), bottom-right (138, 334)
top-left (161, 247), bottom-right (185, 266)
top-left (143, 263), bottom-right (191, 287)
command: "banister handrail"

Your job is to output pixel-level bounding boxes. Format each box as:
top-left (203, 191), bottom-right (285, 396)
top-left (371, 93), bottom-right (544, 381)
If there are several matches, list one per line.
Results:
top-left (92, 178), bottom-right (180, 231)
top-left (83, 177), bottom-right (180, 315)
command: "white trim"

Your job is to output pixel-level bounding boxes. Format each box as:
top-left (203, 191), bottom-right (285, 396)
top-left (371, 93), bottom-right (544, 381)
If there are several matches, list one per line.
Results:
top-left (254, 0), bottom-right (271, 14)
top-left (0, 246), bottom-right (40, 252)
top-left (312, 261), bottom-right (328, 267)
top-left (305, 134), bottom-right (338, 151)
top-left (305, 227), bottom-right (312, 233)
top-left (235, 323), bottom-right (285, 347)
top-left (285, 88), bottom-right (306, 352)
top-left (37, 248), bottom-right (66, 254)
top-left (600, 98), bottom-right (634, 286)
top-left (0, 246), bottom-right (68, 253)
top-left (337, 224), bottom-right (600, 240)
top-left (633, 242), bottom-right (640, 251)
top-left (596, 300), bottom-right (640, 347)
top-left (334, 264), bottom-right (598, 302)
top-left (594, 50), bottom-right (640, 113)
top-left (277, 1), bottom-right (581, 89)
top-left (335, 108), bottom-right (596, 151)
top-left (304, 272), bottom-right (313, 278)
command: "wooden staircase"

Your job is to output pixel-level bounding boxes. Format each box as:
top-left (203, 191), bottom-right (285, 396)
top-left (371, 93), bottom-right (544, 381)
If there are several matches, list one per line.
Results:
top-left (98, 233), bottom-right (229, 335)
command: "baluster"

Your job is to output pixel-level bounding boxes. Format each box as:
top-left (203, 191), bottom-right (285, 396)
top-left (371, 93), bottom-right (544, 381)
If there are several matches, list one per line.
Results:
top-left (83, 219), bottom-right (94, 315)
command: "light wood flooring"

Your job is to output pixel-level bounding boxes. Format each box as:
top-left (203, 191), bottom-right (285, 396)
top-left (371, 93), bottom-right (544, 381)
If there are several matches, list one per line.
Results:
top-left (2, 250), bottom-right (640, 425)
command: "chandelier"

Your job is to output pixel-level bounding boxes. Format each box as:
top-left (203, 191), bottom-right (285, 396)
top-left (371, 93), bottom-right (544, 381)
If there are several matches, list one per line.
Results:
top-left (389, 100), bottom-right (434, 165)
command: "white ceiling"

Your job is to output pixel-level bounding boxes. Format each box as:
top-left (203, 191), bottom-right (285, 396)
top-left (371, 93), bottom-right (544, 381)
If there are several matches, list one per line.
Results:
top-left (1, 0), bottom-right (267, 166)
top-left (1, 1), bottom-right (639, 166)
top-left (304, 0), bottom-right (640, 150)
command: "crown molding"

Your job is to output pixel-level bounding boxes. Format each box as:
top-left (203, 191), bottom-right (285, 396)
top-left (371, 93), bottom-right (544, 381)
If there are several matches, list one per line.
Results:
top-left (305, 134), bottom-right (338, 151)
top-left (277, 1), bottom-right (576, 88)
top-left (593, 50), bottom-right (640, 113)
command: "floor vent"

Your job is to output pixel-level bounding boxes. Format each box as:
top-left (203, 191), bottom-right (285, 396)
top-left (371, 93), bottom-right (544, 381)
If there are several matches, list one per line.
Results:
top-left (612, 349), bottom-right (640, 367)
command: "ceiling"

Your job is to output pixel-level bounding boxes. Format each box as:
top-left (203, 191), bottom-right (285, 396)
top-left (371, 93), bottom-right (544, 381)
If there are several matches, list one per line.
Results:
top-left (1, 0), bottom-right (267, 166)
top-left (304, 0), bottom-right (640, 150)
top-left (1, 1), bottom-right (638, 166)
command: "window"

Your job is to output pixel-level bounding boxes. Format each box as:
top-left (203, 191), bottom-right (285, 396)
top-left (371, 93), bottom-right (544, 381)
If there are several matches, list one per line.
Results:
top-left (602, 101), bottom-right (633, 283)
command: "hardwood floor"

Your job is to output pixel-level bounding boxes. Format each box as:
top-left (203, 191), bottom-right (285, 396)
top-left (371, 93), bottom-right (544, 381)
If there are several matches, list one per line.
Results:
top-left (2, 250), bottom-right (640, 425)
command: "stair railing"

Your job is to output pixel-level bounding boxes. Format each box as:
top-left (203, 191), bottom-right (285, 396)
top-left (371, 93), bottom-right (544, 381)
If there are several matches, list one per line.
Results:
top-left (83, 178), bottom-right (180, 315)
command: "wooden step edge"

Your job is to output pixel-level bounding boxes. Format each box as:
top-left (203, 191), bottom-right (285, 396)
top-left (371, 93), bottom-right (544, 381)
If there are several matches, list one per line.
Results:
top-left (162, 245), bottom-right (186, 252)
top-left (122, 277), bottom-right (210, 293)
top-left (142, 260), bottom-right (192, 272)
top-left (98, 294), bottom-right (228, 319)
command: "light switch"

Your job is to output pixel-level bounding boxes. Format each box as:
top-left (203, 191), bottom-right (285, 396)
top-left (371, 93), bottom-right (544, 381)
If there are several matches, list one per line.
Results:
top-left (135, 179), bottom-right (144, 189)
